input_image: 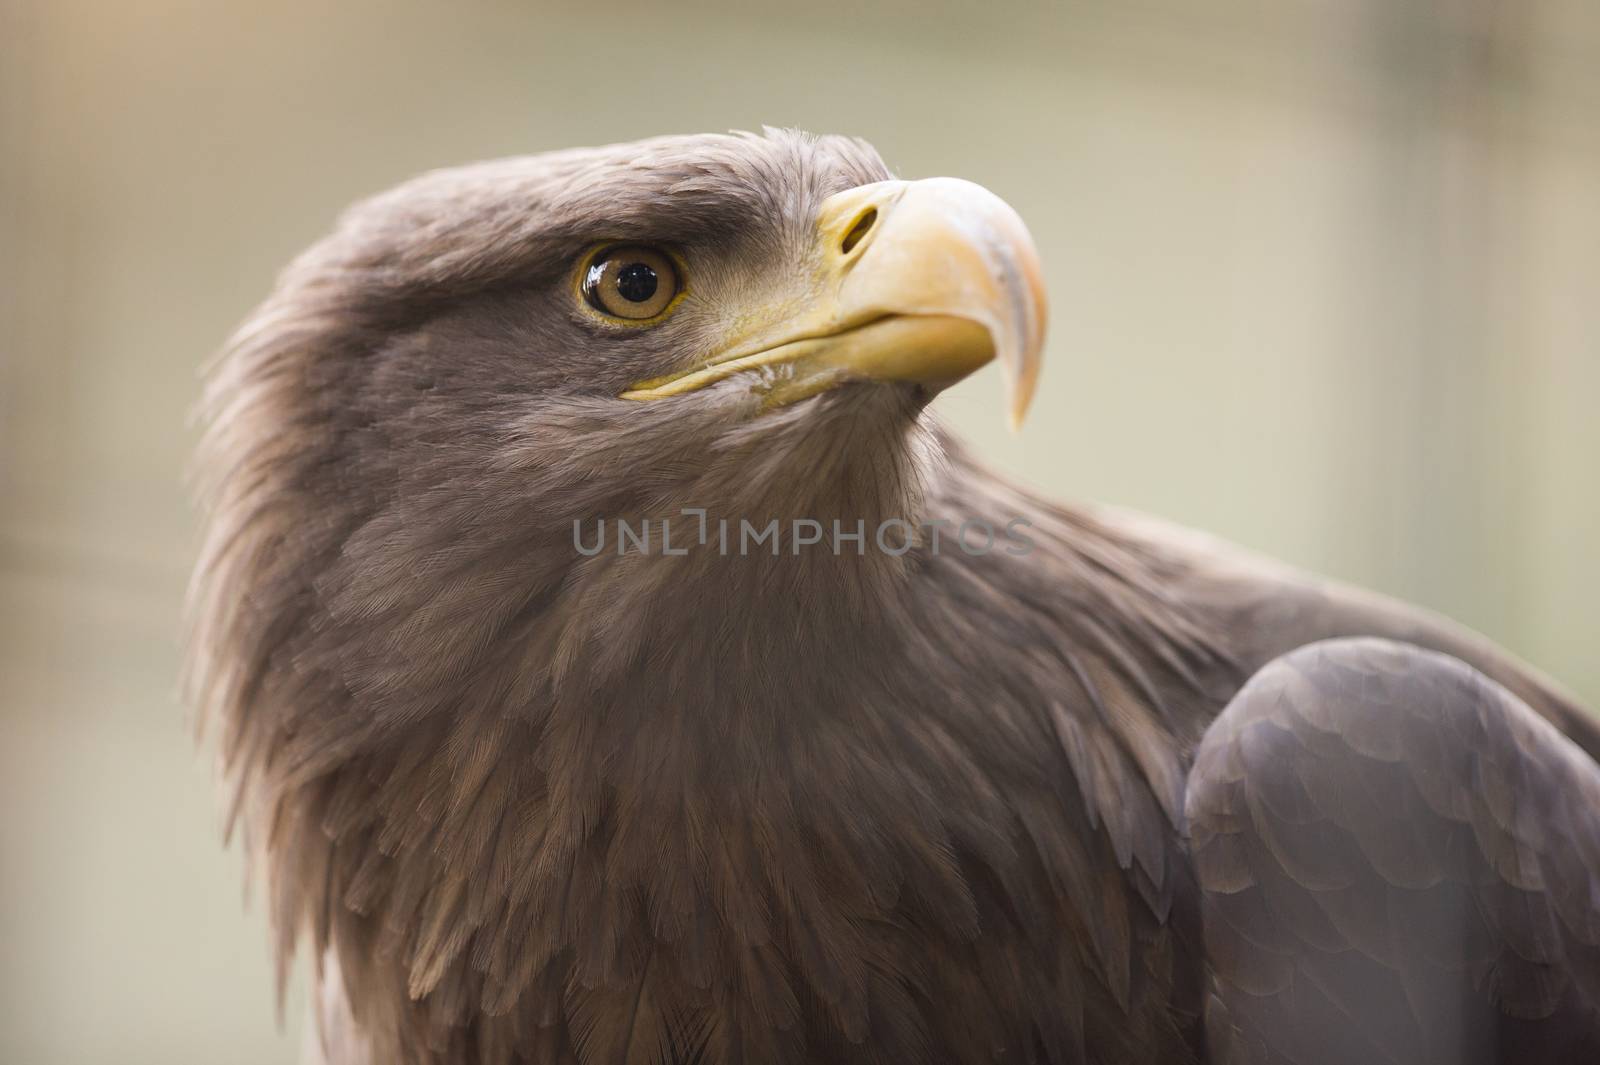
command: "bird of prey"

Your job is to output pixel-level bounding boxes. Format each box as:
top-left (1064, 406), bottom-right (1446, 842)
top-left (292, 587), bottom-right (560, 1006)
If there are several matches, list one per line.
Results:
top-left (187, 129), bottom-right (1600, 1065)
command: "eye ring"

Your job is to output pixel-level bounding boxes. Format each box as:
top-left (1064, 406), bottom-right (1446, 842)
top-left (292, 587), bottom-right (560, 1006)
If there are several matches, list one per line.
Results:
top-left (578, 244), bottom-right (684, 323)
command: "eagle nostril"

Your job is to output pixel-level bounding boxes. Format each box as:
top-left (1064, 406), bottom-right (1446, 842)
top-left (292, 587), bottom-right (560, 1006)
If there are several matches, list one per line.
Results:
top-left (840, 208), bottom-right (877, 255)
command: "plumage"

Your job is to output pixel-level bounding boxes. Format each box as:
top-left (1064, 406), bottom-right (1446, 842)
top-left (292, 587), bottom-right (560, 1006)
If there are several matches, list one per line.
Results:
top-left (1189, 639), bottom-right (1600, 1063)
top-left (188, 129), bottom-right (1600, 1064)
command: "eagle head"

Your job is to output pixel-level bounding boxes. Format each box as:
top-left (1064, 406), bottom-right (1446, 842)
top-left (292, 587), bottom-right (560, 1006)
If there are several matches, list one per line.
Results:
top-left (186, 129), bottom-right (1054, 1063)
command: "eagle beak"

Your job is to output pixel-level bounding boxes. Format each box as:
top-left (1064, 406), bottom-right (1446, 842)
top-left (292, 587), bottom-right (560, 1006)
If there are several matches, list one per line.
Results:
top-left (620, 178), bottom-right (1047, 429)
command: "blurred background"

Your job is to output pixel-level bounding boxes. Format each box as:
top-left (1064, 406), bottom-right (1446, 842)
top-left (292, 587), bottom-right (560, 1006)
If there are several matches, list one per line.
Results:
top-left (2, 0), bottom-right (1596, 1060)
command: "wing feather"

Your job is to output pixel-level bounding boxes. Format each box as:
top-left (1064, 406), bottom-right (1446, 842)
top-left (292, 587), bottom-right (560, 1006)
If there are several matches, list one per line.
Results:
top-left (1190, 637), bottom-right (1600, 1064)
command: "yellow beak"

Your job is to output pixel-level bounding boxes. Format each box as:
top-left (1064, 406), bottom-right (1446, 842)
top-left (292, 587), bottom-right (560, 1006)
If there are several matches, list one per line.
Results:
top-left (620, 178), bottom-right (1048, 429)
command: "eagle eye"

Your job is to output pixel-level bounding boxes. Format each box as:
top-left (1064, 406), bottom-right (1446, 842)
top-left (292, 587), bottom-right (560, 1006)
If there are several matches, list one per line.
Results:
top-left (580, 245), bottom-right (682, 322)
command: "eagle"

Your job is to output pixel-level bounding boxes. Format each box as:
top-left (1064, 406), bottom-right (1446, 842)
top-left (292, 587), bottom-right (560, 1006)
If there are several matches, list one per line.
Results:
top-left (187, 129), bottom-right (1600, 1065)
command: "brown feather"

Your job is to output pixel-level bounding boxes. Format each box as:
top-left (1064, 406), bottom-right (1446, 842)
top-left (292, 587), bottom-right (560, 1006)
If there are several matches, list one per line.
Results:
top-left (188, 130), bottom-right (1600, 1064)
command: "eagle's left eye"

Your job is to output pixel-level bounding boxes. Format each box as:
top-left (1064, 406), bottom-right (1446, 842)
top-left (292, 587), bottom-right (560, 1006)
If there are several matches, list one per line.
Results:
top-left (580, 245), bottom-right (682, 322)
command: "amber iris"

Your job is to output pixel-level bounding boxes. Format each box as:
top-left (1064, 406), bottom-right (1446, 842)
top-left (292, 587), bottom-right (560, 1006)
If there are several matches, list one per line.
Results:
top-left (581, 245), bottom-right (680, 320)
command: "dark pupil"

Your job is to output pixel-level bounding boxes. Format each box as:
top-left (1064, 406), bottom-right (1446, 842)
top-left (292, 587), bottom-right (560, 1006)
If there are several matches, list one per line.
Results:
top-left (615, 261), bottom-right (658, 303)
